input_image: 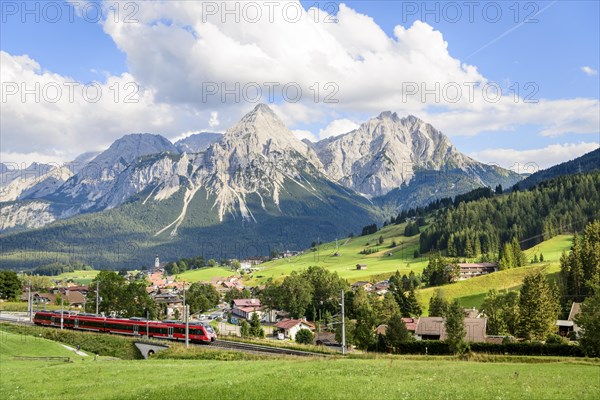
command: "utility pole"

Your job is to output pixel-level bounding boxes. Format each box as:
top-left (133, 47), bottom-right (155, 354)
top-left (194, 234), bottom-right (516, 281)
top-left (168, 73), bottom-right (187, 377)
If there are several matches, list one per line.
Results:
top-left (341, 289), bottom-right (346, 355)
top-left (60, 287), bottom-right (64, 330)
top-left (27, 279), bottom-right (32, 322)
top-left (183, 283), bottom-right (189, 348)
top-left (95, 281), bottom-right (99, 315)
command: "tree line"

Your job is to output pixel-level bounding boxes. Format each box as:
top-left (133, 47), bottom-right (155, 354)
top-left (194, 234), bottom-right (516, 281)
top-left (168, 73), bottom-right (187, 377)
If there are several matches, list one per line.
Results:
top-left (419, 173), bottom-right (600, 257)
top-left (84, 271), bottom-right (220, 319)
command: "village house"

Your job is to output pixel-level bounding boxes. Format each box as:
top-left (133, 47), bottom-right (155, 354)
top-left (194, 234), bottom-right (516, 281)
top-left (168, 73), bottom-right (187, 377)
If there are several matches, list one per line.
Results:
top-left (274, 319), bottom-right (316, 340)
top-left (415, 317), bottom-right (487, 342)
top-left (556, 302), bottom-right (582, 337)
top-left (374, 281), bottom-right (390, 295)
top-left (356, 264), bottom-right (368, 270)
top-left (351, 281), bottom-right (373, 292)
top-left (282, 250), bottom-right (301, 258)
top-left (232, 298), bottom-right (262, 321)
top-left (457, 263), bottom-right (499, 280)
top-left (147, 271), bottom-right (172, 289)
top-left (61, 290), bottom-right (86, 308)
top-left (22, 291), bottom-right (55, 306)
top-left (315, 331), bottom-right (338, 347)
top-left (65, 285), bottom-right (89, 295)
top-left (21, 289), bottom-right (87, 309)
top-left (375, 317), bottom-right (419, 337)
top-left (153, 292), bottom-right (183, 319)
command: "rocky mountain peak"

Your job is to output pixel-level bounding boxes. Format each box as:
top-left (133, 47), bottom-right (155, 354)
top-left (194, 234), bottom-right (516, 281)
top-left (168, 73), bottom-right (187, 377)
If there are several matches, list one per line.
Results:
top-left (220, 104), bottom-right (316, 161)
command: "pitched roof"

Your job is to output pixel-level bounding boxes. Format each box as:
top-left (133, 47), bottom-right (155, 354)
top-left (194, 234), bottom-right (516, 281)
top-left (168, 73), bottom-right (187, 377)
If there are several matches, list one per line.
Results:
top-left (401, 317), bottom-right (418, 332)
top-left (315, 332), bottom-right (337, 344)
top-left (238, 306), bottom-right (261, 313)
top-left (64, 291), bottom-right (86, 305)
top-left (457, 263), bottom-right (498, 269)
top-left (568, 302), bottom-right (582, 321)
top-left (375, 324), bottom-right (387, 335)
top-left (233, 298), bottom-right (260, 307)
top-left (66, 286), bottom-right (89, 292)
top-left (275, 319), bottom-right (315, 330)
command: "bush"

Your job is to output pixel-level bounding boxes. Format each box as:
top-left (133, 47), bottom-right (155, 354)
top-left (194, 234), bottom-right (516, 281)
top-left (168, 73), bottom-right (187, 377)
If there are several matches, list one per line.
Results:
top-left (240, 320), bottom-right (250, 337)
top-left (546, 333), bottom-right (568, 345)
top-left (295, 329), bottom-right (314, 345)
top-left (153, 344), bottom-right (269, 361)
top-left (388, 339), bottom-right (585, 357)
top-left (469, 342), bottom-right (584, 357)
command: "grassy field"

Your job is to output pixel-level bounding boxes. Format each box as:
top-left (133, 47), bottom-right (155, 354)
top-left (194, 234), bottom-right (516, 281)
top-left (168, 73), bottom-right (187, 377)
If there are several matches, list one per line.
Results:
top-left (417, 235), bottom-right (573, 313)
top-left (54, 270), bottom-right (99, 285)
top-left (1, 327), bottom-right (598, 399)
top-left (1, 353), bottom-right (598, 399)
top-left (247, 222), bottom-right (429, 285)
top-left (0, 329), bottom-right (82, 360)
top-left (177, 266), bottom-right (236, 283)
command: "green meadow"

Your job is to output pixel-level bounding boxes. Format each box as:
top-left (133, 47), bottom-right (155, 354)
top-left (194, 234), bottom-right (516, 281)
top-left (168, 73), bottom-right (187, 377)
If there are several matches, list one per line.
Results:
top-left (1, 329), bottom-right (598, 400)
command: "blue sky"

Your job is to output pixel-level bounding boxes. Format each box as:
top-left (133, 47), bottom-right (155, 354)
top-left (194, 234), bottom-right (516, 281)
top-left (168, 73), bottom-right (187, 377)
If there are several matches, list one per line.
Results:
top-left (1, 0), bottom-right (598, 168)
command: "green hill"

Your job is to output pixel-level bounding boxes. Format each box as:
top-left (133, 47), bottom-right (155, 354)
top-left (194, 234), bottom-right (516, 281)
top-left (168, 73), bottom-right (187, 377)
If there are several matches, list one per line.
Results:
top-left (0, 330), bottom-right (82, 360)
top-left (417, 234), bottom-right (572, 312)
top-left (246, 221), bottom-right (429, 285)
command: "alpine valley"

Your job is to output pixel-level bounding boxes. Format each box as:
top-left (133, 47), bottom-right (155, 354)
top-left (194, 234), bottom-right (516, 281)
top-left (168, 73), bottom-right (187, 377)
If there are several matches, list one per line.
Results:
top-left (0, 104), bottom-right (522, 269)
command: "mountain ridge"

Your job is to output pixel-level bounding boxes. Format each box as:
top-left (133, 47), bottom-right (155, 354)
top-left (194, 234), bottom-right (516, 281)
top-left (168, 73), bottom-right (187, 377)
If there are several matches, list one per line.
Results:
top-left (0, 105), bottom-right (522, 261)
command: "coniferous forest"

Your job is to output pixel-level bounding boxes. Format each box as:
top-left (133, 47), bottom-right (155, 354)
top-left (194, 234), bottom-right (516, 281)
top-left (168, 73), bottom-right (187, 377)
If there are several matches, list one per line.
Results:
top-left (419, 172), bottom-right (600, 257)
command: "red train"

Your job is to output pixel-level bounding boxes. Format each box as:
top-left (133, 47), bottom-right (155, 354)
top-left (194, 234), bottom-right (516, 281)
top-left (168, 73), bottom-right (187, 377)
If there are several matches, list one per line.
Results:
top-left (33, 311), bottom-right (217, 343)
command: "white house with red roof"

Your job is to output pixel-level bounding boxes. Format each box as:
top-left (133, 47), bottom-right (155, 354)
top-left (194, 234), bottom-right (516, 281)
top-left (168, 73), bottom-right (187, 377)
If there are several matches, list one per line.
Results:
top-left (274, 319), bottom-right (315, 340)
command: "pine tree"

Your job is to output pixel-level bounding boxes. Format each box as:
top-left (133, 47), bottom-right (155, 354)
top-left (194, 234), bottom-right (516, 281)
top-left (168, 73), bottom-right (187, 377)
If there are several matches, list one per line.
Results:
top-left (575, 285), bottom-right (600, 357)
top-left (406, 288), bottom-right (422, 317)
top-left (481, 289), bottom-right (506, 335)
top-left (240, 320), bottom-right (250, 337)
top-left (539, 253), bottom-right (544, 262)
top-left (386, 312), bottom-right (413, 350)
top-left (249, 312), bottom-right (263, 337)
top-left (517, 273), bottom-right (560, 340)
top-left (511, 237), bottom-right (525, 267)
top-left (499, 242), bottom-right (514, 270)
top-left (428, 291), bottom-right (448, 317)
top-left (445, 299), bottom-right (467, 354)
top-left (465, 235), bottom-right (473, 258)
top-left (447, 233), bottom-right (456, 257)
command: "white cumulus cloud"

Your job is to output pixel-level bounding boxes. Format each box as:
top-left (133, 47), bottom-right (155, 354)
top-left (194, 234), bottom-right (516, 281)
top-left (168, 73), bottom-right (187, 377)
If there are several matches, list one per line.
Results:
top-left (469, 142), bottom-right (599, 172)
top-left (581, 66), bottom-right (598, 76)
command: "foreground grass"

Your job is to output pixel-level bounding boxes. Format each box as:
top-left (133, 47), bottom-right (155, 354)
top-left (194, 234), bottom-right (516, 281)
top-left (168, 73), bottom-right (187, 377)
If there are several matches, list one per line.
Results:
top-left (1, 329), bottom-right (598, 399)
top-left (1, 356), bottom-right (598, 400)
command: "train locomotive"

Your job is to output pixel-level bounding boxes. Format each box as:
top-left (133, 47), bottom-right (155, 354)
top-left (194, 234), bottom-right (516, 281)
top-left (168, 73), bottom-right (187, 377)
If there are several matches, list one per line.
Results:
top-left (33, 311), bottom-right (217, 343)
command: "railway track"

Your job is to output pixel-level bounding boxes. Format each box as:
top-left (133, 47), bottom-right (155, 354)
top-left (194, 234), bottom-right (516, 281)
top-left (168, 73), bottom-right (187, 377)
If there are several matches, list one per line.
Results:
top-left (210, 339), bottom-right (331, 357)
top-left (0, 315), bottom-right (332, 358)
